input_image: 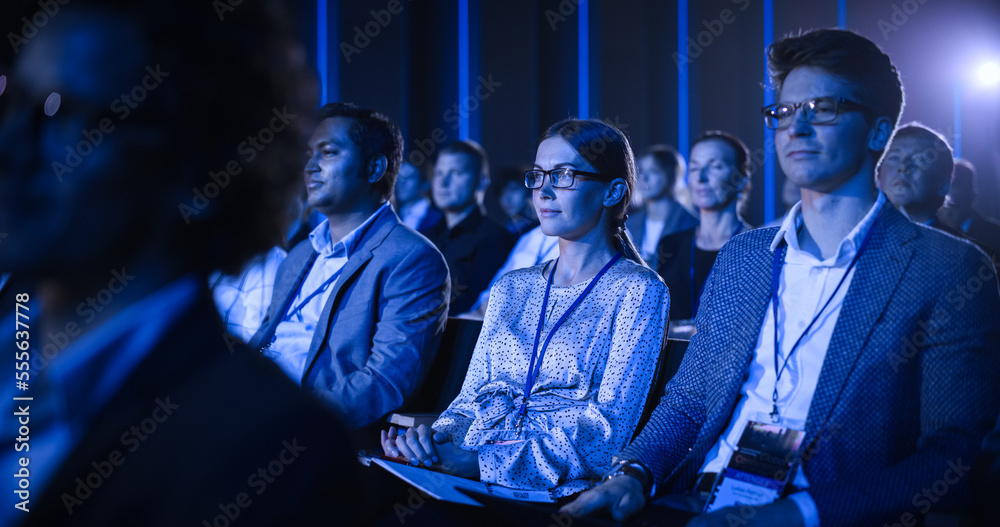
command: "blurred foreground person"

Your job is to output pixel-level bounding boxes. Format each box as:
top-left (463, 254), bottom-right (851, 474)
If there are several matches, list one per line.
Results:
top-left (0, 1), bottom-right (359, 525)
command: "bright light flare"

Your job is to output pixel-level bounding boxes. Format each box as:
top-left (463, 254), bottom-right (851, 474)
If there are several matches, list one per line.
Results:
top-left (978, 62), bottom-right (1000, 86)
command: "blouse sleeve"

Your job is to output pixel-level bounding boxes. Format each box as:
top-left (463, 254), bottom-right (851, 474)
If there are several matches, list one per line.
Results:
top-left (477, 272), bottom-right (668, 494)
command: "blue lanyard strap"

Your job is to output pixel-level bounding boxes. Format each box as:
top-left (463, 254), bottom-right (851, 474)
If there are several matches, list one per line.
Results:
top-left (283, 265), bottom-right (345, 322)
top-left (690, 224), bottom-right (742, 317)
top-left (518, 251), bottom-right (622, 423)
top-left (768, 203), bottom-right (884, 422)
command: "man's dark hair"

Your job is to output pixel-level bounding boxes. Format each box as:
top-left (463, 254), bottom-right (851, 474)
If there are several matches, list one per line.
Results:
top-left (767, 29), bottom-right (905, 162)
top-left (437, 140), bottom-right (490, 182)
top-left (316, 102), bottom-right (404, 200)
top-left (891, 122), bottom-right (954, 200)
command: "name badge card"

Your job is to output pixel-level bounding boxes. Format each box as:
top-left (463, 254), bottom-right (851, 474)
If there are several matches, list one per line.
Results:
top-left (705, 414), bottom-right (804, 512)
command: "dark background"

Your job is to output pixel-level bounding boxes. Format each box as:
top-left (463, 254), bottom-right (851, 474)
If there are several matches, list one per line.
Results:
top-left (306, 0), bottom-right (1000, 226)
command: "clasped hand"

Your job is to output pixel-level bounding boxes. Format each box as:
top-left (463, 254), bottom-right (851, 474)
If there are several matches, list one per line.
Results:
top-left (380, 424), bottom-right (480, 479)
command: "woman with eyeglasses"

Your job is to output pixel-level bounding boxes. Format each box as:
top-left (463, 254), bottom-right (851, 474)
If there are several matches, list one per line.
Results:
top-left (656, 131), bottom-right (753, 333)
top-left (381, 118), bottom-right (668, 498)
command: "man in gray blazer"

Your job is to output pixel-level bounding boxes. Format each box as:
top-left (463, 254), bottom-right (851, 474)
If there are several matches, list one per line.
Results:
top-left (250, 103), bottom-right (450, 430)
top-left (564, 29), bottom-right (999, 526)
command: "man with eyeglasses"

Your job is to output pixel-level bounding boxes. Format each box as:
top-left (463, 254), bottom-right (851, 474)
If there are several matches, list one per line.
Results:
top-left (563, 28), bottom-right (999, 526)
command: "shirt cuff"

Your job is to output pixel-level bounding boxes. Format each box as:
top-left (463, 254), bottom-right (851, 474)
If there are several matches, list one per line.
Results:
top-left (788, 491), bottom-right (820, 527)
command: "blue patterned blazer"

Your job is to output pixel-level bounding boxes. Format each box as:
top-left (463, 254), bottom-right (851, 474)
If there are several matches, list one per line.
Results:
top-left (623, 204), bottom-right (1000, 525)
top-left (249, 208), bottom-right (450, 429)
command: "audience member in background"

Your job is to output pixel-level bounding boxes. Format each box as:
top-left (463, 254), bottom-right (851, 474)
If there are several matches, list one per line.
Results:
top-left (627, 145), bottom-right (700, 269)
top-left (0, 1), bottom-right (360, 524)
top-left (877, 122), bottom-right (955, 231)
top-left (393, 161), bottom-right (443, 232)
top-left (249, 103), bottom-right (450, 430)
top-left (461, 224), bottom-right (559, 319)
top-left (382, 118), bottom-right (667, 499)
top-left (497, 165), bottom-right (538, 236)
top-left (564, 28), bottom-right (999, 527)
top-left (939, 158), bottom-right (1000, 256)
top-left (423, 141), bottom-right (515, 314)
top-left (210, 246), bottom-right (286, 342)
top-left (656, 131), bottom-right (753, 323)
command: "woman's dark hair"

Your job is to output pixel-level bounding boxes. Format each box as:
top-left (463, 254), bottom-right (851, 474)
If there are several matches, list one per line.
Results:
top-left (691, 130), bottom-right (753, 220)
top-left (639, 144), bottom-right (686, 201)
top-left (539, 118), bottom-right (643, 265)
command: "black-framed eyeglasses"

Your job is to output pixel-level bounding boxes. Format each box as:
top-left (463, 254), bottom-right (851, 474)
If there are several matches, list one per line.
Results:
top-left (761, 96), bottom-right (869, 130)
top-left (524, 168), bottom-right (604, 189)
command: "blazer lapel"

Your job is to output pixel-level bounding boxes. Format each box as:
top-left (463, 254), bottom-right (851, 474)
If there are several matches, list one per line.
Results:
top-left (300, 211), bottom-right (398, 381)
top-left (803, 206), bottom-right (916, 445)
top-left (248, 245), bottom-right (316, 350)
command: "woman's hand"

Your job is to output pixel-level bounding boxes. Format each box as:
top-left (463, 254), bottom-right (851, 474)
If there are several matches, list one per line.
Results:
top-left (381, 425), bottom-right (480, 478)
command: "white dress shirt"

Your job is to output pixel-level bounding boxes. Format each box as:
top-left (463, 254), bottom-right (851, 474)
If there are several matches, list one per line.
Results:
top-left (697, 192), bottom-right (887, 527)
top-left (466, 225), bottom-right (560, 315)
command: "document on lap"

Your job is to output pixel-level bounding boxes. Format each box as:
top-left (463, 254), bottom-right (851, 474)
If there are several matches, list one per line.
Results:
top-left (358, 452), bottom-right (557, 505)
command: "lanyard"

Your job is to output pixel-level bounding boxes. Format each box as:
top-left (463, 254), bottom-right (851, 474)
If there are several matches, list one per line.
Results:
top-left (768, 203), bottom-right (884, 422)
top-left (517, 251), bottom-right (622, 426)
top-left (690, 224), bottom-right (742, 317)
top-left (283, 265), bottom-right (345, 322)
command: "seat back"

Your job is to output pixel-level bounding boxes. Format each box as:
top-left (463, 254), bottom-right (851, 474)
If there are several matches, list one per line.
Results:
top-left (632, 337), bottom-right (689, 441)
top-left (406, 316), bottom-right (484, 413)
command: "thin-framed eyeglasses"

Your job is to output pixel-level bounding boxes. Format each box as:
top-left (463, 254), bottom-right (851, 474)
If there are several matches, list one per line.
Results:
top-left (524, 168), bottom-right (604, 189)
top-left (761, 96), bottom-right (869, 130)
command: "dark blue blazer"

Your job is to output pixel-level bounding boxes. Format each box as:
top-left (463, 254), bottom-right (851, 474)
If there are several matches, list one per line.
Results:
top-left (623, 204), bottom-right (1000, 525)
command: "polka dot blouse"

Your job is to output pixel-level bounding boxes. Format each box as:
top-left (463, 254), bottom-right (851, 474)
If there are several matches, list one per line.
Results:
top-left (433, 257), bottom-right (669, 497)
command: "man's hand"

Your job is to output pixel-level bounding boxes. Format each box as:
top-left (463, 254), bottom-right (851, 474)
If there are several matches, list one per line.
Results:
top-left (684, 499), bottom-right (805, 527)
top-left (559, 475), bottom-right (646, 521)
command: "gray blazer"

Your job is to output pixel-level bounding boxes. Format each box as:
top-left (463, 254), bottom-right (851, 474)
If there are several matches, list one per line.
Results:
top-left (250, 208), bottom-right (450, 429)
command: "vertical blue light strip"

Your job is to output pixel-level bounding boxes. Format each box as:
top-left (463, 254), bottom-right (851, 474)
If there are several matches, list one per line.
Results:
top-left (317, 0), bottom-right (328, 105)
top-left (578, 0), bottom-right (589, 119)
top-left (458, 0), bottom-right (470, 140)
top-left (677, 0), bottom-right (689, 160)
top-left (838, 0), bottom-right (846, 28)
top-left (953, 80), bottom-right (962, 158)
top-left (763, 0), bottom-right (775, 223)
top-left (328, 0), bottom-right (340, 103)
